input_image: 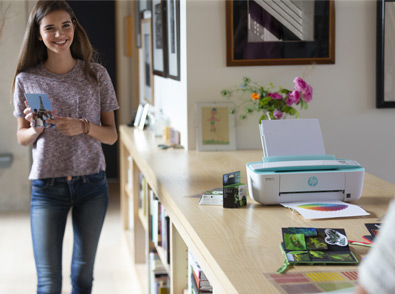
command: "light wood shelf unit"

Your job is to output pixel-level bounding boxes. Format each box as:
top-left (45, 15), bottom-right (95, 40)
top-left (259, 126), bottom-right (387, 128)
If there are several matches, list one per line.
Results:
top-left (119, 125), bottom-right (395, 294)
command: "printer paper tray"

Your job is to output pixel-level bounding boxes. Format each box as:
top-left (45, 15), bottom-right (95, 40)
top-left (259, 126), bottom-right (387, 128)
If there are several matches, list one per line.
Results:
top-left (278, 191), bottom-right (344, 203)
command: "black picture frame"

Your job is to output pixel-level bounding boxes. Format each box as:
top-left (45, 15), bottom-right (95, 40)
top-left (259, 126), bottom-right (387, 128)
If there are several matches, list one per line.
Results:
top-left (141, 18), bottom-right (154, 105)
top-left (166, 0), bottom-right (180, 80)
top-left (226, 0), bottom-right (335, 66)
top-left (152, 0), bottom-right (168, 76)
top-left (135, 0), bottom-right (152, 48)
top-left (376, 0), bottom-right (395, 108)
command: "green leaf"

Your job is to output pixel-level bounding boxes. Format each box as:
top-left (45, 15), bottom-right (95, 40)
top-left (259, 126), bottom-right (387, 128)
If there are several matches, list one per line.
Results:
top-left (221, 89), bottom-right (231, 97)
top-left (243, 77), bottom-right (251, 84)
top-left (288, 108), bottom-right (297, 115)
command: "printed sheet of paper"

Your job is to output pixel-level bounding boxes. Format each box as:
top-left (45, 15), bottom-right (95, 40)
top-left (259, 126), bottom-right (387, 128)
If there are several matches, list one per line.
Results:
top-left (199, 189), bottom-right (223, 205)
top-left (280, 201), bottom-right (369, 220)
top-left (260, 119), bottom-right (326, 157)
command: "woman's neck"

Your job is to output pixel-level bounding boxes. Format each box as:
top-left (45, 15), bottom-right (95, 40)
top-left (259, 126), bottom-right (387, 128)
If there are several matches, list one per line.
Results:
top-left (44, 52), bottom-right (77, 74)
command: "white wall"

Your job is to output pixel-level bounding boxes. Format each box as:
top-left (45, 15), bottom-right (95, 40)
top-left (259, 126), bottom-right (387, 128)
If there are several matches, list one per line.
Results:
top-left (0, 1), bottom-right (30, 211)
top-left (177, 0), bottom-right (395, 184)
top-left (149, 0), bottom-right (188, 147)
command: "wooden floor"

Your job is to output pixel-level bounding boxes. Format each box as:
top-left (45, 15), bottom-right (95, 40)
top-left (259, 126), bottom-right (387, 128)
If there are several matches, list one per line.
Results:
top-left (0, 182), bottom-right (143, 294)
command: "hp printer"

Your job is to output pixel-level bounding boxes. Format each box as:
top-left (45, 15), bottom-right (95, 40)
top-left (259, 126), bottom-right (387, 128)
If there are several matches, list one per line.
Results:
top-left (246, 119), bottom-right (365, 205)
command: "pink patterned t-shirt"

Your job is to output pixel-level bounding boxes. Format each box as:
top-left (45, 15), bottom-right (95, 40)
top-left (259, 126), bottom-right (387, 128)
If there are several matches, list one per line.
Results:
top-left (13, 60), bottom-right (119, 180)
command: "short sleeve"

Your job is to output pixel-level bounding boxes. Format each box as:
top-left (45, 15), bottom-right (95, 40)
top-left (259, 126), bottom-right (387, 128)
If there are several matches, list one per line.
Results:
top-left (13, 74), bottom-right (26, 118)
top-left (96, 65), bottom-right (119, 113)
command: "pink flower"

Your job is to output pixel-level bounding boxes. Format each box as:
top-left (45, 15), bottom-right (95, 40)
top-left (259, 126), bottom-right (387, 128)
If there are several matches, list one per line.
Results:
top-left (273, 109), bottom-right (283, 119)
top-left (268, 92), bottom-right (283, 99)
top-left (293, 77), bottom-right (307, 92)
top-left (302, 84), bottom-right (313, 102)
top-left (286, 90), bottom-right (300, 105)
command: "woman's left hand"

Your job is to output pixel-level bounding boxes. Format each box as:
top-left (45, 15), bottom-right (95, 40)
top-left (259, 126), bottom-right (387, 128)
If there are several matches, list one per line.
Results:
top-left (48, 116), bottom-right (84, 136)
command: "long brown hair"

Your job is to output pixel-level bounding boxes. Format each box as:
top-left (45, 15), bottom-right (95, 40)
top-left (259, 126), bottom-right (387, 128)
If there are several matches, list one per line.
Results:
top-left (11, 0), bottom-right (98, 95)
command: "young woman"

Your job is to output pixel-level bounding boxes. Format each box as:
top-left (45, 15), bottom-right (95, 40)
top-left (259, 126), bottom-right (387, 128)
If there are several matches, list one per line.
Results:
top-left (12, 1), bottom-right (118, 293)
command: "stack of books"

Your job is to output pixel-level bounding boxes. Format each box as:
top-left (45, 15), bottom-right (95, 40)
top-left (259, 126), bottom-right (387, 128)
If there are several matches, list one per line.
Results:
top-left (149, 251), bottom-right (169, 294)
top-left (188, 251), bottom-right (212, 294)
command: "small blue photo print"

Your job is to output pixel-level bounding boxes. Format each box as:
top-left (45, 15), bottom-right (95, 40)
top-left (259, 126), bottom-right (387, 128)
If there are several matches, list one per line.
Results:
top-left (24, 93), bottom-right (55, 128)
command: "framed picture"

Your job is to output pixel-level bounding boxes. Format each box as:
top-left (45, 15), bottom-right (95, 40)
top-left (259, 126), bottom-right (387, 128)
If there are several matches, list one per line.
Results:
top-left (139, 104), bottom-right (150, 130)
top-left (141, 18), bottom-right (154, 105)
top-left (152, 0), bottom-right (168, 76)
top-left (135, 0), bottom-right (152, 48)
top-left (166, 0), bottom-right (180, 80)
top-left (226, 0), bottom-right (335, 66)
top-left (195, 102), bottom-right (236, 151)
top-left (133, 104), bottom-right (144, 127)
top-left (376, 0), bottom-right (395, 108)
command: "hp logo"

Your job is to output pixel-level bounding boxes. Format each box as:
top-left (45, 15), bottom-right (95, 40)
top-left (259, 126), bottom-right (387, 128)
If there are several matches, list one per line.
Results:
top-left (308, 176), bottom-right (318, 187)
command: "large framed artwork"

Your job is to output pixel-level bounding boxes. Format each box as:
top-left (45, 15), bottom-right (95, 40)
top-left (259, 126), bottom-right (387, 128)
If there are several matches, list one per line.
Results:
top-left (377, 0), bottom-right (395, 107)
top-left (226, 0), bottom-right (335, 66)
top-left (141, 18), bottom-right (154, 105)
top-left (195, 102), bottom-right (236, 151)
top-left (166, 0), bottom-right (181, 80)
top-left (152, 0), bottom-right (168, 76)
top-left (135, 0), bottom-right (152, 48)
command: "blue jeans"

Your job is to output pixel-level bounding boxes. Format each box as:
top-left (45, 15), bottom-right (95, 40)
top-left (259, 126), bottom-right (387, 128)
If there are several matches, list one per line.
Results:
top-left (30, 171), bottom-right (108, 294)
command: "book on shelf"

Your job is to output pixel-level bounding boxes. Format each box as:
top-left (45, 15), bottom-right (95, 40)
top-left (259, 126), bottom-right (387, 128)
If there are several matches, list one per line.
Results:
top-left (150, 191), bottom-right (171, 265)
top-left (188, 250), bottom-right (212, 293)
top-left (190, 272), bottom-right (212, 294)
top-left (192, 268), bottom-right (211, 289)
top-left (139, 173), bottom-right (147, 216)
top-left (160, 206), bottom-right (170, 264)
top-left (188, 250), bottom-right (207, 281)
top-left (149, 251), bottom-right (169, 294)
top-left (150, 191), bottom-right (162, 247)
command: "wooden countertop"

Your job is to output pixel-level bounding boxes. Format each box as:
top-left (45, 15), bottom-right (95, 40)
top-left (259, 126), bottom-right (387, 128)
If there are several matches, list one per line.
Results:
top-left (120, 125), bottom-right (395, 294)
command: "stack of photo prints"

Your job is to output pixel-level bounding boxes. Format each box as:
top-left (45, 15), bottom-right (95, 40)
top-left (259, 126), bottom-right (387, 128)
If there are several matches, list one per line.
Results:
top-left (277, 227), bottom-right (358, 273)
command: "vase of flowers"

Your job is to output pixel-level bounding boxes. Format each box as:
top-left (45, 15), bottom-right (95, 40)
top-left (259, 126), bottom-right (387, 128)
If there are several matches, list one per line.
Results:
top-left (221, 77), bottom-right (313, 121)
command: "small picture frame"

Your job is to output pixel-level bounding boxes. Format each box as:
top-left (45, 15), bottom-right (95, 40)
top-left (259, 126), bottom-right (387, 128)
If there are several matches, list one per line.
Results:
top-left (133, 104), bottom-right (144, 127)
top-left (139, 103), bottom-right (150, 130)
top-left (195, 102), bottom-right (236, 151)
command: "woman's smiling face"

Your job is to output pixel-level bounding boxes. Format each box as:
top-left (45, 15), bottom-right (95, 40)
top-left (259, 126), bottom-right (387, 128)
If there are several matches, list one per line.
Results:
top-left (39, 10), bottom-right (75, 56)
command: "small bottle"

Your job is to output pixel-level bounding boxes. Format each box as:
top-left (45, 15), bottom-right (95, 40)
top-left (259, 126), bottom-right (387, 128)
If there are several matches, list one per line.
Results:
top-left (154, 109), bottom-right (170, 137)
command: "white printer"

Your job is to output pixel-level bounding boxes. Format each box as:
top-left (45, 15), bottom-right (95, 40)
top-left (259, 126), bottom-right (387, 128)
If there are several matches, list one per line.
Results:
top-left (246, 119), bottom-right (365, 205)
